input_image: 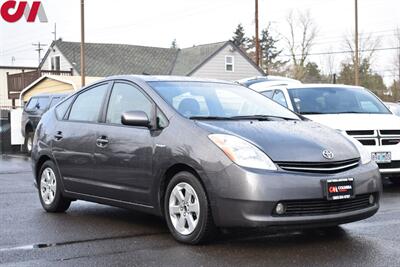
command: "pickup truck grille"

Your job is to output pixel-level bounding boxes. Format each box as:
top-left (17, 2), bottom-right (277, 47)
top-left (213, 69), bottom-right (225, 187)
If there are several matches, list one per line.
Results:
top-left (346, 130), bottom-right (400, 147)
top-left (273, 193), bottom-right (376, 217)
top-left (277, 158), bottom-right (360, 174)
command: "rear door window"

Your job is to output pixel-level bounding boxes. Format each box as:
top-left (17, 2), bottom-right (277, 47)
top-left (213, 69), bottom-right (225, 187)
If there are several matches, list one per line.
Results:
top-left (68, 83), bottom-right (109, 122)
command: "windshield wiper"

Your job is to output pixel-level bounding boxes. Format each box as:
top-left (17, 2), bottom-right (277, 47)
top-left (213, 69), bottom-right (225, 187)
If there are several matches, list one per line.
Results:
top-left (229, 115), bottom-right (298, 121)
top-left (189, 116), bottom-right (233, 120)
top-left (332, 111), bottom-right (365, 114)
top-left (300, 112), bottom-right (324, 115)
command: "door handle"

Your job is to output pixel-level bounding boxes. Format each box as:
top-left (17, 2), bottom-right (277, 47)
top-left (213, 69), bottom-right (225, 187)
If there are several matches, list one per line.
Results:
top-left (54, 131), bottom-right (63, 141)
top-left (96, 136), bottom-right (109, 148)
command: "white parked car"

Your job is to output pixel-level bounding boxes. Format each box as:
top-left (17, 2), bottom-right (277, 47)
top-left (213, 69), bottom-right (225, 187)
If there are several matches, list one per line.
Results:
top-left (237, 76), bottom-right (301, 88)
top-left (255, 84), bottom-right (400, 184)
top-left (385, 102), bottom-right (400, 116)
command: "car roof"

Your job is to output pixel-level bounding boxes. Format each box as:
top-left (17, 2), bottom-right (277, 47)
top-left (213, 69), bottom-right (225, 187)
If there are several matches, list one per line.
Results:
top-left (237, 75), bottom-right (301, 87)
top-left (284, 84), bottom-right (365, 90)
top-left (104, 75), bottom-right (236, 84)
top-left (31, 93), bottom-right (69, 98)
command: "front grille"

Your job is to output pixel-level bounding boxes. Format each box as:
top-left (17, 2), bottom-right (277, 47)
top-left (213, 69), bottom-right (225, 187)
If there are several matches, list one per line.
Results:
top-left (380, 130), bottom-right (400, 135)
top-left (359, 139), bottom-right (376, 146)
top-left (382, 139), bottom-right (400, 146)
top-left (273, 193), bottom-right (376, 217)
top-left (346, 130), bottom-right (374, 136)
top-left (377, 161), bottom-right (400, 169)
top-left (346, 129), bottom-right (400, 146)
top-left (277, 158), bottom-right (360, 174)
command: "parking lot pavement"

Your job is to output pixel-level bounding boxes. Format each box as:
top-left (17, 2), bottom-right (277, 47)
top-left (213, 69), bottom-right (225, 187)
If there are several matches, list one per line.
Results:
top-left (1, 155), bottom-right (400, 267)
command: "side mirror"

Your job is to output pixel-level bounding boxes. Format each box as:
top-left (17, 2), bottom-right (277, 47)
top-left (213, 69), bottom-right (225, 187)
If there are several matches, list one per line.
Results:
top-left (121, 111), bottom-right (150, 128)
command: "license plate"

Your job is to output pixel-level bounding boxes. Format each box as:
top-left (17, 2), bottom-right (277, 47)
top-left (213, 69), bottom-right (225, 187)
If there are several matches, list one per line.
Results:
top-left (371, 152), bottom-right (391, 163)
top-left (325, 178), bottom-right (354, 201)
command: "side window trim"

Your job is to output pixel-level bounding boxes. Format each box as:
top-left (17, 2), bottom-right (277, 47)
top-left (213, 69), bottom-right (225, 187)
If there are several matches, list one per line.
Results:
top-left (102, 80), bottom-right (157, 127)
top-left (65, 81), bottom-right (111, 123)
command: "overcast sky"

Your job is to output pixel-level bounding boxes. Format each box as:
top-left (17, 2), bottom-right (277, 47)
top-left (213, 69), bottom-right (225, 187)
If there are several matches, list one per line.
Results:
top-left (0, 0), bottom-right (399, 83)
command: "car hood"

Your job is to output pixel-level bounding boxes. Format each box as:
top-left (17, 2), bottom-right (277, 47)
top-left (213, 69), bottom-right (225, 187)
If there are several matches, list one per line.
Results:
top-left (304, 114), bottom-right (400, 131)
top-left (195, 120), bottom-right (359, 162)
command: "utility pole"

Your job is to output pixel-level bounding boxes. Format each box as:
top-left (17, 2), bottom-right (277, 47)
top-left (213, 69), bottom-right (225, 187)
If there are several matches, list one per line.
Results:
top-left (52, 23), bottom-right (57, 41)
top-left (354, 0), bottom-right (359, 86)
top-left (80, 0), bottom-right (86, 86)
top-left (32, 42), bottom-right (48, 65)
top-left (255, 0), bottom-right (260, 67)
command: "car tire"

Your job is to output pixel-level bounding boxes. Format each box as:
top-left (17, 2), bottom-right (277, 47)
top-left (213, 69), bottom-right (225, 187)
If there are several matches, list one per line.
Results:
top-left (38, 160), bottom-right (71, 213)
top-left (24, 132), bottom-right (34, 156)
top-left (164, 171), bottom-right (216, 244)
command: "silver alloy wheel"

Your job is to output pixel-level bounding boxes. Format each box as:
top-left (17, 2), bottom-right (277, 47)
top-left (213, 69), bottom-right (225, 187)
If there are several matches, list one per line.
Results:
top-left (27, 136), bottom-right (32, 152)
top-left (40, 167), bottom-right (57, 205)
top-left (169, 182), bottom-right (200, 236)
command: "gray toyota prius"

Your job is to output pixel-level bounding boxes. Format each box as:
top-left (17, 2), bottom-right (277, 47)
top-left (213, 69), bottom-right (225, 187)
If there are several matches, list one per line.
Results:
top-left (32, 75), bottom-right (382, 244)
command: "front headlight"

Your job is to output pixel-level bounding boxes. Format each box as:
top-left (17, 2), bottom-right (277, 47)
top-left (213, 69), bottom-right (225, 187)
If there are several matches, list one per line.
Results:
top-left (208, 134), bottom-right (277, 170)
top-left (341, 132), bottom-right (371, 165)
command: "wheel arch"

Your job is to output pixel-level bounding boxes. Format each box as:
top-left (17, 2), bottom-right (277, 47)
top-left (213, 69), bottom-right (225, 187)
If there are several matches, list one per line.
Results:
top-left (158, 163), bottom-right (210, 216)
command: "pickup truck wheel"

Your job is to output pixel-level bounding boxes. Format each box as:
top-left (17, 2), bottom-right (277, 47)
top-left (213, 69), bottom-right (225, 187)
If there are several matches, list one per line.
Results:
top-left (24, 132), bottom-right (34, 156)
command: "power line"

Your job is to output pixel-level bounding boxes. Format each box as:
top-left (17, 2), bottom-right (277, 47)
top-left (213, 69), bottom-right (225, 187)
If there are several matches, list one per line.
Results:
top-left (278, 46), bottom-right (400, 58)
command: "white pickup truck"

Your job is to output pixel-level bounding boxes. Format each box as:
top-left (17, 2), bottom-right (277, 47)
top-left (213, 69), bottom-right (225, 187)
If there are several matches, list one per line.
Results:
top-left (252, 83), bottom-right (400, 184)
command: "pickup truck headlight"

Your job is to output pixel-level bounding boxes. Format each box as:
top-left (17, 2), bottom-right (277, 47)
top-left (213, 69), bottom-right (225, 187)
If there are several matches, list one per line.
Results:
top-left (342, 133), bottom-right (371, 165)
top-left (209, 134), bottom-right (277, 170)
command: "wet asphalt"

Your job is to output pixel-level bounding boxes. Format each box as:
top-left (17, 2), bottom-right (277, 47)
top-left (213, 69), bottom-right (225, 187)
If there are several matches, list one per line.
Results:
top-left (0, 155), bottom-right (400, 267)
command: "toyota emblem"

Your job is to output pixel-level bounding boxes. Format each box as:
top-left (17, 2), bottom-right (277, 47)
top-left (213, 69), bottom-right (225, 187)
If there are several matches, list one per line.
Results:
top-left (322, 150), bottom-right (334, 160)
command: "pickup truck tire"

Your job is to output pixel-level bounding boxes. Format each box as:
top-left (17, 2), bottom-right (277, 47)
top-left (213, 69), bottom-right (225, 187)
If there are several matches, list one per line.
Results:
top-left (24, 132), bottom-right (34, 156)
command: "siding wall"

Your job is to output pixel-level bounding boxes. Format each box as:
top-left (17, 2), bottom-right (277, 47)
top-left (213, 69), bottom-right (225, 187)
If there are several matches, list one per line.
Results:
top-left (41, 46), bottom-right (77, 74)
top-left (190, 44), bottom-right (263, 81)
top-left (22, 78), bottom-right (74, 102)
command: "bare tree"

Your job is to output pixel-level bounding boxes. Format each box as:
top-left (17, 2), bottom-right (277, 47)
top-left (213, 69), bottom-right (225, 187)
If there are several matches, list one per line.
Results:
top-left (284, 10), bottom-right (318, 80)
top-left (343, 32), bottom-right (381, 67)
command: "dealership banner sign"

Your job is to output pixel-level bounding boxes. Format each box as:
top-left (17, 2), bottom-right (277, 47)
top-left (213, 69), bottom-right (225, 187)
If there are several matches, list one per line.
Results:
top-left (1, 1), bottom-right (47, 23)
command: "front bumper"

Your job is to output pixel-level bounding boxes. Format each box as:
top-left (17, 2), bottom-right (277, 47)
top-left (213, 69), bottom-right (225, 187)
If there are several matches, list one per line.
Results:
top-left (207, 161), bottom-right (382, 228)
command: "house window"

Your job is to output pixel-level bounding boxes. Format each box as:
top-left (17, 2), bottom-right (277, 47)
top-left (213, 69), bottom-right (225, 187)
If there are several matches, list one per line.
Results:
top-left (225, 56), bottom-right (234, 72)
top-left (51, 56), bottom-right (61, 71)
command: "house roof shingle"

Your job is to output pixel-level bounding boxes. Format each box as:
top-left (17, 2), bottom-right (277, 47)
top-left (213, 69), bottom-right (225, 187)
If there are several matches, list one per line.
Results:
top-left (42, 40), bottom-right (261, 77)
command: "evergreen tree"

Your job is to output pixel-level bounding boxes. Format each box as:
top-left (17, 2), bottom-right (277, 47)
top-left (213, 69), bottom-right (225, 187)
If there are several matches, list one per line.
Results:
top-left (259, 26), bottom-right (287, 75)
top-left (247, 24), bottom-right (287, 74)
top-left (338, 58), bottom-right (387, 96)
top-left (231, 24), bottom-right (248, 50)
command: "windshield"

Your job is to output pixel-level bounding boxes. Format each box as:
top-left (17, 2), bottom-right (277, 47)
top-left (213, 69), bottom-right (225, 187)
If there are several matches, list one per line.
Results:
top-left (288, 87), bottom-right (391, 115)
top-left (148, 81), bottom-right (300, 120)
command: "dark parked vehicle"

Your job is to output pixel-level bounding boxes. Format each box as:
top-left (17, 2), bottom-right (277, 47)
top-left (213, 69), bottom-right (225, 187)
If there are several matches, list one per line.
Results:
top-left (22, 93), bottom-right (66, 154)
top-left (32, 76), bottom-right (382, 244)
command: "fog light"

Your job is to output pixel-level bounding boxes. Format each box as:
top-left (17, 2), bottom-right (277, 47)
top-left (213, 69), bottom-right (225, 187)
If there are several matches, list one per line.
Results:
top-left (275, 202), bottom-right (286, 215)
top-left (369, 194), bottom-right (375, 205)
